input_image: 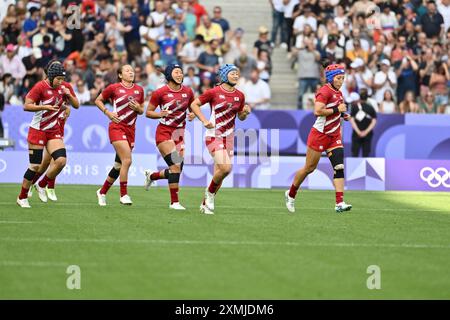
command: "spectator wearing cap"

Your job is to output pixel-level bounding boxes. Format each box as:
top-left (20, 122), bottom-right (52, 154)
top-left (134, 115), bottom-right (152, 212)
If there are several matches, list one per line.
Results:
top-left (349, 91), bottom-right (377, 157)
top-left (294, 37), bottom-right (320, 109)
top-left (23, 7), bottom-right (40, 40)
top-left (242, 69), bottom-right (271, 110)
top-left (253, 26), bottom-right (273, 58)
top-left (420, 1), bottom-right (445, 39)
top-left (0, 44), bottom-right (26, 87)
top-left (349, 57), bottom-right (374, 96)
top-left (179, 34), bottom-right (205, 74)
top-left (269, 0), bottom-right (286, 47)
top-left (158, 22), bottom-right (180, 66)
top-left (196, 15), bottom-right (223, 43)
top-left (211, 6), bottom-right (230, 39)
top-left (373, 59), bottom-right (397, 104)
top-left (196, 39), bottom-right (220, 81)
top-left (223, 28), bottom-right (247, 64)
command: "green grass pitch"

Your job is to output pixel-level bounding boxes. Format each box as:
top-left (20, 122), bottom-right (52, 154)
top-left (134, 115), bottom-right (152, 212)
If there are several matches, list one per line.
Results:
top-left (1, 184), bottom-right (449, 299)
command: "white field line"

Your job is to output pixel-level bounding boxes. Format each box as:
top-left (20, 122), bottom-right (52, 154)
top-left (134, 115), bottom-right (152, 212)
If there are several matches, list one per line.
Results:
top-left (0, 202), bottom-right (447, 212)
top-left (0, 260), bottom-right (99, 267)
top-left (0, 237), bottom-right (449, 249)
top-left (0, 221), bottom-right (37, 224)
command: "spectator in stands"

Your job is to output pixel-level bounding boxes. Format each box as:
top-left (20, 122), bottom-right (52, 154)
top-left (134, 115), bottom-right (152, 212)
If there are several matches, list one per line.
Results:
top-left (438, 0), bottom-right (450, 34)
top-left (242, 69), bottom-right (271, 110)
top-left (253, 26), bottom-right (274, 58)
top-left (256, 49), bottom-right (271, 83)
top-left (349, 92), bottom-right (377, 157)
top-left (23, 7), bottom-right (40, 41)
top-left (294, 23), bottom-right (317, 50)
top-left (183, 66), bottom-right (200, 94)
top-left (74, 78), bottom-right (91, 105)
top-left (0, 44), bottom-right (26, 91)
top-left (379, 3), bottom-right (398, 36)
top-left (419, 91), bottom-right (440, 113)
top-left (283, 0), bottom-right (300, 53)
top-left (39, 35), bottom-right (57, 67)
top-left (346, 38), bottom-right (369, 63)
top-left (323, 35), bottom-right (344, 64)
top-left (180, 0), bottom-right (197, 41)
top-left (179, 34), bottom-right (205, 74)
top-left (368, 42), bottom-right (388, 71)
top-left (345, 28), bottom-right (370, 53)
top-left (32, 21), bottom-right (53, 48)
top-left (158, 22), bottom-right (180, 65)
top-left (0, 89), bottom-right (4, 137)
top-left (0, 73), bottom-right (14, 104)
top-left (234, 53), bottom-right (257, 81)
top-left (373, 59), bottom-right (397, 105)
top-left (295, 37), bottom-right (320, 109)
top-left (399, 90), bottom-right (420, 113)
top-left (223, 28), bottom-right (247, 65)
top-left (190, 0), bottom-right (208, 26)
top-left (211, 6), bottom-right (230, 40)
top-left (197, 39), bottom-right (220, 81)
top-left (395, 53), bottom-right (419, 103)
top-left (379, 89), bottom-right (397, 114)
top-left (105, 14), bottom-right (127, 53)
top-left (199, 71), bottom-right (213, 94)
top-left (196, 15), bottom-right (223, 43)
top-left (22, 47), bottom-right (42, 90)
top-left (350, 58), bottom-right (374, 95)
top-left (122, 6), bottom-right (141, 62)
top-left (420, 1), bottom-right (445, 39)
top-left (429, 59), bottom-right (450, 111)
top-left (269, 0), bottom-right (286, 47)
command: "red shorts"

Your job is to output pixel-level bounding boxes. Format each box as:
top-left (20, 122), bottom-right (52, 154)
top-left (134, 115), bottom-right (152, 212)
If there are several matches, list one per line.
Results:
top-left (109, 122), bottom-right (136, 149)
top-left (205, 136), bottom-right (234, 157)
top-left (307, 127), bottom-right (343, 152)
top-left (155, 124), bottom-right (185, 152)
top-left (27, 127), bottom-right (63, 146)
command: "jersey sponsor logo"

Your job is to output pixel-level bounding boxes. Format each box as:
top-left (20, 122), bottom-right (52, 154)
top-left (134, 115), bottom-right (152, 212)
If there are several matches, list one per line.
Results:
top-left (122, 135), bottom-right (126, 139)
top-left (47, 90), bottom-right (53, 95)
top-left (219, 95), bottom-right (225, 99)
top-left (319, 145), bottom-right (323, 150)
top-left (39, 140), bottom-right (44, 145)
top-left (119, 89), bottom-right (125, 93)
top-left (420, 167), bottom-right (450, 188)
top-left (134, 90), bottom-right (140, 94)
top-left (182, 93), bottom-right (187, 98)
top-left (55, 134), bottom-right (61, 138)
top-left (168, 93), bottom-right (174, 97)
top-left (234, 97), bottom-right (240, 101)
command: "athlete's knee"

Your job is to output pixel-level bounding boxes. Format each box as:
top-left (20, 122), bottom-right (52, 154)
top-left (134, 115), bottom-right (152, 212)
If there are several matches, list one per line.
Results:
top-left (329, 148), bottom-right (345, 179)
top-left (163, 151), bottom-right (183, 167)
top-left (51, 148), bottom-right (67, 168)
top-left (121, 156), bottom-right (132, 167)
top-left (113, 161), bottom-right (122, 170)
top-left (304, 164), bottom-right (317, 174)
top-left (170, 163), bottom-right (181, 174)
top-left (219, 164), bottom-right (232, 176)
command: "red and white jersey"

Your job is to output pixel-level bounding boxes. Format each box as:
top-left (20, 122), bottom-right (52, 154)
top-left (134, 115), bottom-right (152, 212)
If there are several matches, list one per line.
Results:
top-left (199, 85), bottom-right (245, 138)
top-left (149, 85), bottom-right (194, 128)
top-left (101, 83), bottom-right (145, 127)
top-left (313, 84), bottom-right (344, 135)
top-left (26, 80), bottom-right (75, 131)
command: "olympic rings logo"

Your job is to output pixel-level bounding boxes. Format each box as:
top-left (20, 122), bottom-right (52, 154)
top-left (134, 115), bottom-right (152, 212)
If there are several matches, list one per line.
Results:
top-left (420, 167), bottom-right (450, 188)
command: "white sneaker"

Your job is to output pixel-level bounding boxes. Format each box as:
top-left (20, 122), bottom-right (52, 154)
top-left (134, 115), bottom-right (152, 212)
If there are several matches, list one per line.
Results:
top-left (144, 169), bottom-right (155, 191)
top-left (96, 189), bottom-right (106, 206)
top-left (280, 42), bottom-right (288, 49)
top-left (120, 194), bottom-right (133, 205)
top-left (200, 204), bottom-right (214, 215)
top-left (204, 189), bottom-right (215, 211)
top-left (35, 184), bottom-right (48, 203)
top-left (17, 197), bottom-right (31, 208)
top-left (335, 202), bottom-right (352, 213)
top-left (285, 190), bottom-right (295, 213)
top-left (45, 187), bottom-right (57, 201)
top-left (28, 186), bottom-right (33, 198)
top-left (169, 202), bottom-right (186, 210)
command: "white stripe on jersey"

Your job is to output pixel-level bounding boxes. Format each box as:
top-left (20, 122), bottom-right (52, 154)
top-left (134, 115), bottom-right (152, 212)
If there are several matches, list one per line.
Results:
top-left (127, 118), bottom-right (137, 126)
top-left (115, 95), bottom-right (128, 105)
top-left (215, 115), bottom-right (235, 130)
top-left (325, 123), bottom-right (340, 135)
top-left (41, 111), bottom-right (59, 123)
top-left (164, 111), bottom-right (186, 126)
top-left (162, 99), bottom-right (176, 111)
top-left (325, 114), bottom-right (341, 126)
top-left (219, 127), bottom-right (234, 138)
top-left (41, 119), bottom-right (58, 131)
top-left (326, 100), bottom-right (340, 108)
top-left (213, 102), bottom-right (228, 117)
top-left (119, 110), bottom-right (134, 121)
top-left (116, 101), bottom-right (130, 113)
top-left (42, 97), bottom-right (54, 105)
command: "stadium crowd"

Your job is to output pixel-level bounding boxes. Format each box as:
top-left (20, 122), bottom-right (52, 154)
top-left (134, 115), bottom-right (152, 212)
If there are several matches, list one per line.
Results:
top-left (0, 0), bottom-right (449, 117)
top-left (274, 0), bottom-right (450, 113)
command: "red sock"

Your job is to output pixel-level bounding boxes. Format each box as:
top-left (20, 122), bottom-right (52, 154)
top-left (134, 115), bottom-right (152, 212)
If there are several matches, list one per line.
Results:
top-left (208, 180), bottom-right (219, 194)
top-left (47, 178), bottom-right (56, 189)
top-left (150, 171), bottom-right (164, 180)
top-left (31, 172), bottom-right (43, 184)
top-left (18, 187), bottom-right (29, 200)
top-left (38, 175), bottom-right (50, 188)
top-left (289, 184), bottom-right (299, 198)
top-left (336, 192), bottom-right (343, 204)
top-left (170, 187), bottom-right (179, 204)
top-left (120, 181), bottom-right (128, 197)
top-left (214, 182), bottom-right (222, 195)
top-left (100, 180), bottom-right (113, 195)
